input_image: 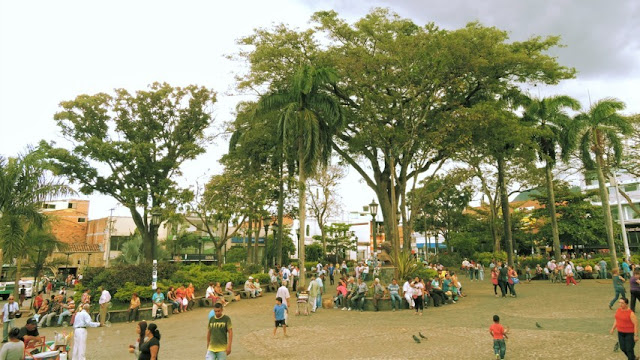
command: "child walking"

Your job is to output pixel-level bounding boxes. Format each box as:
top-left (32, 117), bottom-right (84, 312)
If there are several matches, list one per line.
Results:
top-left (489, 315), bottom-right (508, 359)
top-left (273, 297), bottom-right (288, 337)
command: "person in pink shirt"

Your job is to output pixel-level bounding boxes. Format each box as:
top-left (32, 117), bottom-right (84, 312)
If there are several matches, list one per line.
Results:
top-left (334, 280), bottom-right (348, 308)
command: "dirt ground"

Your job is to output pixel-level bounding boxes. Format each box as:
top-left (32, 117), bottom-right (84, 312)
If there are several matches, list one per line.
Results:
top-left (5, 277), bottom-right (632, 359)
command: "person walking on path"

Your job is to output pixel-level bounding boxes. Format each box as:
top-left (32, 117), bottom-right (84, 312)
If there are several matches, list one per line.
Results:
top-left (1, 296), bottom-right (19, 343)
top-left (491, 267), bottom-right (499, 297)
top-left (308, 275), bottom-right (320, 313)
top-left (610, 269), bottom-right (627, 310)
top-left (273, 297), bottom-right (288, 337)
top-left (98, 286), bottom-right (111, 326)
top-left (73, 304), bottom-right (102, 360)
top-left (139, 323), bottom-right (160, 360)
top-left (610, 297), bottom-right (638, 360)
top-left (565, 261), bottom-right (578, 286)
top-left (275, 281), bottom-right (291, 323)
top-left (630, 269), bottom-right (640, 312)
top-left (489, 315), bottom-right (508, 360)
top-left (206, 303), bottom-right (232, 360)
top-left (497, 262), bottom-right (508, 298)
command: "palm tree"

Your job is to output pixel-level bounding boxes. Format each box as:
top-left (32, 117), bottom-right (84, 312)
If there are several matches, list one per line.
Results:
top-left (258, 65), bottom-right (343, 286)
top-left (522, 95), bottom-right (580, 261)
top-left (25, 226), bottom-right (66, 309)
top-left (0, 148), bottom-right (73, 296)
top-left (575, 98), bottom-right (633, 270)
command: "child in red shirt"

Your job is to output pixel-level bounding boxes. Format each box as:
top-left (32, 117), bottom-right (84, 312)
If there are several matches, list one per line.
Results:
top-left (489, 315), bottom-right (508, 359)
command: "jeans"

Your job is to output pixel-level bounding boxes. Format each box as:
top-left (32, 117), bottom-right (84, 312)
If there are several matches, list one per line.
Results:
top-left (469, 270), bottom-right (474, 280)
top-left (631, 291), bottom-right (640, 312)
top-left (611, 288), bottom-right (627, 307)
top-left (414, 296), bottom-right (423, 312)
top-left (39, 313), bottom-right (56, 327)
top-left (390, 293), bottom-right (402, 310)
top-left (316, 295), bottom-right (322, 310)
top-left (2, 319), bottom-right (14, 341)
top-left (618, 331), bottom-right (636, 360)
top-left (507, 282), bottom-right (516, 296)
top-left (334, 294), bottom-right (344, 307)
top-left (350, 293), bottom-right (365, 310)
top-left (206, 350), bottom-right (227, 360)
top-left (58, 310), bottom-right (72, 325)
top-left (128, 307), bottom-right (139, 322)
top-left (430, 290), bottom-right (445, 307)
top-left (493, 339), bottom-right (506, 359)
top-left (362, 273), bottom-right (368, 281)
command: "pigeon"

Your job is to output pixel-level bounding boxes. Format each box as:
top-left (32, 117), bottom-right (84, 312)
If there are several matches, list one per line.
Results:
top-left (419, 332), bottom-right (427, 339)
top-left (535, 322), bottom-right (542, 329)
top-left (412, 335), bottom-right (421, 344)
top-left (614, 342), bottom-right (619, 352)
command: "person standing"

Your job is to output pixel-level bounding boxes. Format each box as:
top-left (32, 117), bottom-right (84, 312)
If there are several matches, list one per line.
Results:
top-left (206, 303), bottom-right (232, 360)
top-left (1, 296), bottom-right (20, 343)
top-left (600, 258), bottom-right (608, 279)
top-left (412, 277), bottom-right (424, 316)
top-left (315, 275), bottom-right (324, 311)
top-left (340, 261), bottom-right (348, 277)
top-left (610, 269), bottom-right (627, 310)
top-left (291, 266), bottom-right (299, 291)
top-left (565, 261), bottom-right (578, 286)
top-left (98, 287), bottom-right (111, 326)
top-left (497, 262), bottom-right (508, 298)
top-left (328, 263), bottom-right (335, 286)
top-left (275, 281), bottom-right (291, 323)
top-left (273, 297), bottom-right (288, 337)
top-left (622, 259), bottom-right (632, 280)
top-left (139, 323), bottom-right (160, 360)
top-left (73, 304), bottom-right (101, 360)
top-left (18, 285), bottom-right (26, 307)
top-left (308, 275), bottom-right (320, 313)
top-left (610, 298), bottom-right (638, 360)
top-left (403, 278), bottom-right (414, 309)
top-left (630, 269), bottom-right (640, 312)
top-left (491, 267), bottom-right (500, 297)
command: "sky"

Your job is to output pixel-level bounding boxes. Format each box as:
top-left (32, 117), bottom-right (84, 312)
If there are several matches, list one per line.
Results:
top-left (1, 0), bottom-right (639, 220)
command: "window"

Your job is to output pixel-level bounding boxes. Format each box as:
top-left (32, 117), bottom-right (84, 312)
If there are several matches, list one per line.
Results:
top-left (77, 218), bottom-right (86, 223)
top-left (306, 224), bottom-right (310, 236)
top-left (42, 204), bottom-right (55, 209)
top-left (68, 203), bottom-right (77, 209)
top-left (625, 184), bottom-right (638, 192)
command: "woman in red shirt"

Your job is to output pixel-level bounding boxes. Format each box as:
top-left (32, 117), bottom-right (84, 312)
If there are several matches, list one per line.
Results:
top-left (610, 297), bottom-right (638, 360)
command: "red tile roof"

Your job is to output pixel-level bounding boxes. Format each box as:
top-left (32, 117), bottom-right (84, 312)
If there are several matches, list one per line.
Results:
top-left (57, 244), bottom-right (102, 253)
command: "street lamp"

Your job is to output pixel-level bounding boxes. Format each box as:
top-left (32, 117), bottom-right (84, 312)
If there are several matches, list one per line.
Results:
top-left (263, 216), bottom-right (271, 270)
top-left (271, 220), bottom-right (278, 267)
top-left (369, 199), bottom-right (379, 265)
top-left (151, 209), bottom-right (162, 291)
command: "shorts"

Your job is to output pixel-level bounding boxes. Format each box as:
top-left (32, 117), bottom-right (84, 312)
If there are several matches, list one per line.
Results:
top-left (275, 319), bottom-right (286, 327)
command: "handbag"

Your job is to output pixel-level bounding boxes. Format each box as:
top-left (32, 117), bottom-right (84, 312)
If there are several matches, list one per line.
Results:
top-left (182, 298), bottom-right (188, 306)
top-left (511, 277), bottom-right (519, 284)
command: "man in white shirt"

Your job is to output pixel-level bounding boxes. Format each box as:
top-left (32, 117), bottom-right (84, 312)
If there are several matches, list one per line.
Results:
top-left (72, 304), bottom-right (101, 360)
top-left (281, 267), bottom-right (291, 287)
top-left (276, 281), bottom-right (291, 323)
top-left (402, 279), bottom-right (414, 309)
top-left (1, 296), bottom-right (20, 342)
top-left (291, 267), bottom-right (299, 290)
top-left (98, 287), bottom-right (111, 326)
top-left (316, 263), bottom-right (323, 275)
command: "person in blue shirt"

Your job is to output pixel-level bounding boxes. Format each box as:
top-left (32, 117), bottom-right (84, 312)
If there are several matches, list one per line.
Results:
top-left (152, 288), bottom-right (168, 318)
top-left (622, 258), bottom-right (631, 280)
top-left (273, 297), bottom-right (288, 337)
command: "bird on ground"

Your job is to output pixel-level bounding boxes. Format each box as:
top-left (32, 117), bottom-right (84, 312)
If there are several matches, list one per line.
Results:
top-left (613, 342), bottom-right (619, 352)
top-left (535, 322), bottom-right (542, 329)
top-left (419, 332), bottom-right (427, 339)
top-left (412, 335), bottom-right (421, 344)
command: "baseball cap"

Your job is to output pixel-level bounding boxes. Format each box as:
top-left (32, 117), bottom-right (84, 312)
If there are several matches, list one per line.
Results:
top-left (26, 318), bottom-right (37, 325)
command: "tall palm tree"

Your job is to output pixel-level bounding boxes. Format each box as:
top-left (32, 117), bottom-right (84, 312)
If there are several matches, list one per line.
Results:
top-left (0, 148), bottom-right (73, 296)
top-left (522, 95), bottom-right (580, 262)
top-left (259, 65), bottom-right (343, 286)
top-left (575, 98), bottom-right (633, 270)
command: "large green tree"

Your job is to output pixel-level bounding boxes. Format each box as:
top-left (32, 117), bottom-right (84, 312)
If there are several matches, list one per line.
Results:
top-left (237, 9), bottom-right (574, 264)
top-left (522, 95), bottom-right (581, 261)
top-left (575, 98), bottom-right (634, 270)
top-left (43, 83), bottom-right (216, 262)
top-left (258, 65), bottom-right (343, 286)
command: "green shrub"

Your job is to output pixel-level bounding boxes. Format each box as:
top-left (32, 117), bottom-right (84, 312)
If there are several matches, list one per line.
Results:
top-left (304, 261), bottom-right (317, 271)
top-left (242, 263), bottom-right (263, 275)
top-left (221, 263), bottom-right (238, 273)
top-left (436, 252), bottom-right (462, 268)
top-left (415, 267), bottom-right (438, 281)
top-left (169, 265), bottom-right (245, 290)
top-left (474, 251), bottom-right (507, 266)
top-left (305, 243), bottom-right (324, 262)
top-left (250, 273), bottom-right (270, 285)
top-left (225, 246), bottom-right (246, 263)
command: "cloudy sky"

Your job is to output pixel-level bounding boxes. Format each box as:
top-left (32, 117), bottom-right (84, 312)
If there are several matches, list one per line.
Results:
top-left (1, 0), bottom-right (638, 219)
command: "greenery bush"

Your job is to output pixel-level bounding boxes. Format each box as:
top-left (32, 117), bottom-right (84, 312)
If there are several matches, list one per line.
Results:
top-left (225, 246), bottom-right (246, 263)
top-left (81, 262), bottom-right (179, 296)
top-left (304, 261), bottom-right (317, 271)
top-left (305, 243), bottom-right (323, 262)
top-left (221, 263), bottom-right (238, 272)
top-left (415, 267), bottom-right (438, 281)
top-left (473, 251), bottom-right (507, 266)
top-left (242, 263), bottom-right (263, 275)
top-left (169, 265), bottom-right (245, 290)
top-left (436, 252), bottom-right (462, 268)
top-left (250, 273), bottom-right (270, 285)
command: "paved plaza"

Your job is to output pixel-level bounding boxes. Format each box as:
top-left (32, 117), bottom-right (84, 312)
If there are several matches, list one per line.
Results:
top-left (1, 277), bottom-right (629, 359)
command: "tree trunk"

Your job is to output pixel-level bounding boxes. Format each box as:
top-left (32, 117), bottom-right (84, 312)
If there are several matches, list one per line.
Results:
top-left (545, 162), bottom-right (562, 262)
top-left (247, 218), bottom-right (253, 264)
top-left (277, 163), bottom-right (284, 266)
top-left (489, 201), bottom-right (500, 253)
top-left (497, 155), bottom-right (514, 266)
top-left (13, 257), bottom-right (22, 299)
top-left (389, 156), bottom-right (400, 265)
top-left (298, 145), bottom-right (307, 287)
top-left (595, 151), bottom-right (619, 270)
top-left (0, 249), bottom-right (3, 280)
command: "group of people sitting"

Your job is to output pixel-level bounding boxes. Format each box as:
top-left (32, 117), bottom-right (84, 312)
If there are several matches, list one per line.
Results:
top-left (165, 284), bottom-right (196, 314)
top-left (33, 291), bottom-right (79, 328)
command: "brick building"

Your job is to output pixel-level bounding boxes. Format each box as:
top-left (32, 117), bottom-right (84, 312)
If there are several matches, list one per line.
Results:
top-left (41, 199), bottom-right (90, 244)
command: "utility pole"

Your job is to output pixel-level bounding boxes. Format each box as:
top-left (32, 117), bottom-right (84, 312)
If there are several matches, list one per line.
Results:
top-left (105, 208), bottom-right (115, 267)
top-left (610, 174), bottom-right (631, 261)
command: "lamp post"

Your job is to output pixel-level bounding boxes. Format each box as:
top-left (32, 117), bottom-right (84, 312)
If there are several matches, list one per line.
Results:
top-left (263, 216), bottom-right (271, 270)
top-left (151, 209), bottom-right (162, 290)
top-left (369, 199), bottom-right (379, 266)
top-left (271, 221), bottom-right (277, 267)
